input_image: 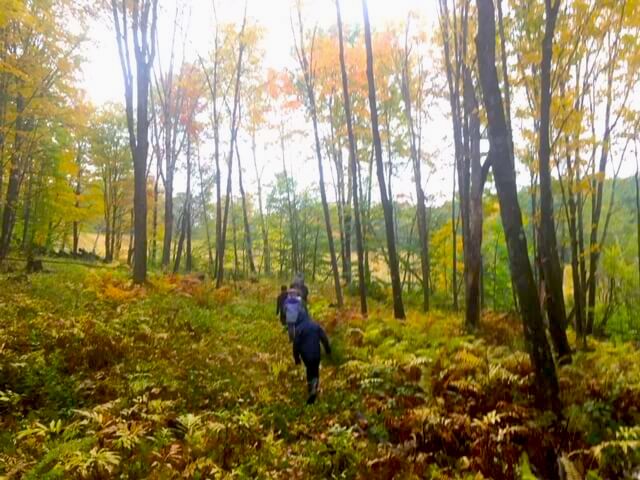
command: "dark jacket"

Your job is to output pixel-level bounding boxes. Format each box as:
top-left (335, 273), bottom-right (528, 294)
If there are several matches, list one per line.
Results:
top-left (290, 282), bottom-right (309, 303)
top-left (276, 291), bottom-right (288, 321)
top-left (293, 315), bottom-right (331, 364)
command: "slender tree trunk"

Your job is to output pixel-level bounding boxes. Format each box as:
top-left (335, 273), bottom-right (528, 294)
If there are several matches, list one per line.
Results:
top-left (362, 0), bottom-right (405, 318)
top-left (151, 157), bottom-right (160, 265)
top-left (127, 208), bottom-right (134, 267)
top-left (475, 0), bottom-right (560, 413)
top-left (586, 72), bottom-right (614, 335)
top-left (232, 197), bottom-right (239, 278)
top-left (236, 142), bottom-right (256, 274)
top-left (216, 13), bottom-right (246, 287)
top-left (452, 167), bottom-right (458, 310)
top-left (0, 94), bottom-right (25, 260)
top-left (251, 131), bottom-right (270, 275)
top-left (173, 204), bottom-right (186, 274)
top-left (294, 6), bottom-right (343, 307)
top-left (280, 126), bottom-right (300, 273)
top-left (21, 157), bottom-right (34, 251)
top-left (337, 0), bottom-right (367, 314)
top-left (401, 50), bottom-right (430, 312)
top-left (538, 0), bottom-right (572, 362)
top-left (72, 151), bottom-right (82, 256)
top-left (197, 150), bottom-right (214, 274)
top-left (439, 0), bottom-right (464, 312)
top-left (111, 0), bottom-right (158, 284)
top-left (462, 69), bottom-right (484, 329)
top-left (185, 137), bottom-right (192, 273)
top-left (636, 151), bottom-right (640, 288)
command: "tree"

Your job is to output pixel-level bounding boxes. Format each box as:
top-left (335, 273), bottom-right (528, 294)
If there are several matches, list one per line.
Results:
top-left (475, 0), bottom-right (559, 412)
top-left (537, 0), bottom-right (572, 362)
top-left (110, 0), bottom-right (159, 284)
top-left (293, 2), bottom-right (343, 307)
top-left (0, 0), bottom-right (83, 261)
top-left (91, 106), bottom-right (133, 262)
top-left (336, 0), bottom-right (367, 315)
top-left (400, 16), bottom-right (431, 313)
top-left (154, 5), bottom-right (190, 270)
top-left (362, 0), bottom-right (405, 319)
top-left (216, 11), bottom-right (247, 287)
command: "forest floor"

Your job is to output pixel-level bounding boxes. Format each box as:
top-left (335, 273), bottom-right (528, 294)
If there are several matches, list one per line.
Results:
top-left (1, 265), bottom-right (640, 479)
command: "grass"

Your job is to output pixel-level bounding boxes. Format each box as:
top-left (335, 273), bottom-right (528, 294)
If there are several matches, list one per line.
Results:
top-left (1, 264), bottom-right (639, 479)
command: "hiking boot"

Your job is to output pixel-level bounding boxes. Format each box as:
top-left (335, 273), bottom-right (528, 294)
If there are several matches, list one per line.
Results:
top-left (306, 378), bottom-right (318, 404)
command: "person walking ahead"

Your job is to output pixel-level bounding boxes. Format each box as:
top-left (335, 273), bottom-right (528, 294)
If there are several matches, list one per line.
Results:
top-left (293, 313), bottom-right (331, 405)
top-left (283, 289), bottom-right (304, 342)
top-left (275, 285), bottom-right (288, 327)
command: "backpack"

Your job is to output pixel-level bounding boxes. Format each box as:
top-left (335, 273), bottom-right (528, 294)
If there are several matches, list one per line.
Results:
top-left (285, 297), bottom-right (303, 325)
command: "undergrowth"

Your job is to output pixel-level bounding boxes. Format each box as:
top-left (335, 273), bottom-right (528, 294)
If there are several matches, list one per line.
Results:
top-left (0, 265), bottom-right (639, 479)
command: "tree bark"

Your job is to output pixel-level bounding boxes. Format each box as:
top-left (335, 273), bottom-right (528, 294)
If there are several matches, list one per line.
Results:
top-left (336, 0), bottom-right (367, 314)
top-left (294, 5), bottom-right (343, 307)
top-left (185, 136), bottom-right (193, 273)
top-left (216, 13), bottom-right (246, 287)
top-left (475, 0), bottom-right (559, 413)
top-left (636, 150), bottom-right (640, 289)
top-left (0, 94), bottom-right (25, 260)
top-left (401, 40), bottom-right (430, 312)
top-left (538, 0), bottom-right (572, 362)
top-left (362, 0), bottom-right (405, 319)
top-left (236, 141), bottom-right (256, 274)
top-left (462, 69), bottom-right (485, 329)
top-left (251, 131), bottom-right (270, 275)
top-left (111, 0), bottom-right (158, 284)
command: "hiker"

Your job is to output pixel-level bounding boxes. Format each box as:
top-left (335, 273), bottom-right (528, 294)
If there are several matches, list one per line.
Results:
top-left (283, 288), bottom-right (304, 342)
top-left (293, 313), bottom-right (331, 405)
top-left (275, 285), bottom-right (288, 327)
top-left (290, 273), bottom-right (309, 304)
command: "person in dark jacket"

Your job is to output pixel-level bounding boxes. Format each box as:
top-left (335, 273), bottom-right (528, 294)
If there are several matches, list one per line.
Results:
top-left (290, 273), bottom-right (309, 304)
top-left (293, 313), bottom-right (331, 404)
top-left (275, 285), bottom-right (288, 326)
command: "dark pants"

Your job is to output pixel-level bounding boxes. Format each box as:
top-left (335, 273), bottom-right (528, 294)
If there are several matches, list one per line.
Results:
top-left (287, 324), bottom-right (296, 342)
top-left (303, 357), bottom-right (320, 393)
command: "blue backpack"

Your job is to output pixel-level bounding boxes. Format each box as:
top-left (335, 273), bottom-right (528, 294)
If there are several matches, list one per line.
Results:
top-left (284, 297), bottom-right (303, 325)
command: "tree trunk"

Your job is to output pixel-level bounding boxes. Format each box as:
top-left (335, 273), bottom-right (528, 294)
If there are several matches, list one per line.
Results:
top-left (280, 126), bottom-right (300, 273)
top-left (162, 169), bottom-right (173, 268)
top-left (337, 0), bottom-right (367, 314)
top-left (362, 0), bottom-right (405, 319)
top-left (401, 49), bottom-right (430, 312)
top-left (452, 168), bottom-right (458, 310)
top-left (251, 131), bottom-right (270, 275)
top-left (0, 94), bottom-right (25, 260)
top-left (232, 197), bottom-right (239, 278)
top-left (636, 152), bottom-right (640, 288)
top-left (537, 0), bottom-right (572, 362)
top-left (111, 0), bottom-right (158, 284)
top-left (586, 68), bottom-right (614, 335)
top-left (462, 69), bottom-right (484, 329)
top-left (197, 149), bottom-right (214, 274)
top-left (475, 0), bottom-right (559, 413)
top-left (151, 156), bottom-right (160, 264)
top-left (295, 5), bottom-right (343, 307)
top-left (236, 142), bottom-right (256, 274)
top-left (185, 136), bottom-right (192, 273)
top-left (216, 13), bottom-right (246, 287)
top-left (21, 156), bottom-right (34, 251)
